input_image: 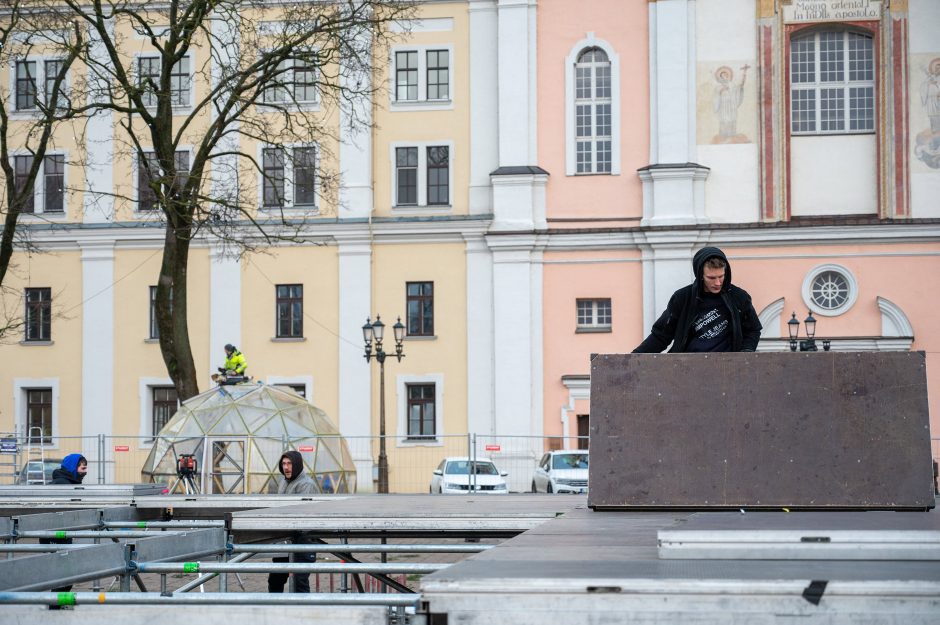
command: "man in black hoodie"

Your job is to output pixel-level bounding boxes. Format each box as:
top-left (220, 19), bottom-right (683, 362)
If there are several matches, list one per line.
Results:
top-left (633, 247), bottom-right (762, 353)
top-left (43, 454), bottom-right (88, 600)
top-left (267, 450), bottom-right (318, 593)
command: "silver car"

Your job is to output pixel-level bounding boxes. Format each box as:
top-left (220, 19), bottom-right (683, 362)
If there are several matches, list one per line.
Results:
top-left (531, 451), bottom-right (589, 494)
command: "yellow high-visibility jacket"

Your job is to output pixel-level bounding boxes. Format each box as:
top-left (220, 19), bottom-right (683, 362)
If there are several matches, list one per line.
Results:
top-left (224, 350), bottom-right (247, 374)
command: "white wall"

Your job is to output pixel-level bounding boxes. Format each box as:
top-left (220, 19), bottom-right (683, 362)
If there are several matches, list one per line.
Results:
top-left (791, 135), bottom-right (877, 216)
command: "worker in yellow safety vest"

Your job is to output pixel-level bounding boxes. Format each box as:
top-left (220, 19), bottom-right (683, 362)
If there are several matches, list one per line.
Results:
top-left (222, 344), bottom-right (247, 376)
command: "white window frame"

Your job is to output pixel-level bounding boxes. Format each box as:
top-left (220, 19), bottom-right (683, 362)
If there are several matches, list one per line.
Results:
top-left (389, 140), bottom-right (454, 211)
top-left (10, 55), bottom-right (70, 115)
top-left (11, 150), bottom-right (69, 217)
top-left (389, 44), bottom-right (454, 111)
top-left (575, 298), bottom-right (612, 332)
top-left (133, 53), bottom-right (194, 110)
top-left (565, 34), bottom-right (621, 176)
top-left (256, 142), bottom-right (321, 213)
top-left (258, 51), bottom-right (321, 110)
top-left (789, 30), bottom-right (875, 136)
top-left (133, 147), bottom-right (193, 215)
top-left (14, 378), bottom-right (60, 449)
top-left (801, 263), bottom-right (858, 317)
top-left (396, 373), bottom-right (444, 447)
top-left (266, 376), bottom-right (314, 402)
top-left (138, 378), bottom-right (176, 444)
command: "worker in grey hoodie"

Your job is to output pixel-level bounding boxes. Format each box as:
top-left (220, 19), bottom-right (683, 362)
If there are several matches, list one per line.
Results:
top-left (268, 450), bottom-right (318, 593)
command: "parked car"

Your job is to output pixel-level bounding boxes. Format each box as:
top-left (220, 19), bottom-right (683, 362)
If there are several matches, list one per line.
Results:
top-left (430, 457), bottom-right (509, 494)
top-left (14, 459), bottom-right (62, 485)
top-left (531, 451), bottom-right (589, 494)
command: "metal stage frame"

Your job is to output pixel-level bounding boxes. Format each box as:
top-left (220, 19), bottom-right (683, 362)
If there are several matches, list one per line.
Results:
top-left (1, 492), bottom-right (938, 624)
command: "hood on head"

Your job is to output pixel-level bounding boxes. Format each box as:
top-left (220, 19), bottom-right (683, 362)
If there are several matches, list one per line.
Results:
top-left (279, 450), bottom-right (305, 482)
top-left (692, 246), bottom-right (731, 292)
top-left (61, 453), bottom-right (86, 477)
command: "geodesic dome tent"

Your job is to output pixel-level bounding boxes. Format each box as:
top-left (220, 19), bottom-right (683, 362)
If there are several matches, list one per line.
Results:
top-left (141, 383), bottom-right (356, 494)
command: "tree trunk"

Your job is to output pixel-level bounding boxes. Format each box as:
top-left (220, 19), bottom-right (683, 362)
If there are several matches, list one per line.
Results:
top-left (156, 222), bottom-right (200, 401)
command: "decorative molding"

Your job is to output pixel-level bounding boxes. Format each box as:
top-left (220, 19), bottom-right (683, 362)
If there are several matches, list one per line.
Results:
top-left (801, 263), bottom-right (858, 317)
top-left (758, 297), bottom-right (785, 338)
top-left (565, 33), bottom-right (621, 176)
top-left (877, 296), bottom-right (914, 337)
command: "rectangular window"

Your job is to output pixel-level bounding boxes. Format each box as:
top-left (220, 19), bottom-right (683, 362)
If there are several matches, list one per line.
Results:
top-left (16, 60), bottom-right (37, 110)
top-left (576, 298), bottom-right (612, 331)
top-left (275, 384), bottom-right (306, 398)
top-left (14, 155), bottom-right (35, 213)
top-left (426, 50), bottom-right (449, 100)
top-left (138, 56), bottom-right (190, 107)
top-left (276, 284), bottom-right (303, 338)
top-left (576, 414), bottom-right (590, 450)
top-left (293, 58), bottom-right (318, 103)
top-left (149, 286), bottom-right (174, 340)
top-left (262, 148), bottom-right (285, 207)
top-left (789, 31), bottom-right (874, 135)
top-left (426, 146), bottom-right (449, 205)
top-left (395, 51), bottom-right (418, 101)
top-left (152, 386), bottom-right (179, 438)
top-left (26, 389), bottom-right (53, 444)
top-left (406, 383), bottom-right (436, 439)
top-left (294, 146), bottom-right (317, 207)
top-left (263, 59), bottom-right (290, 103)
top-left (138, 151), bottom-right (190, 211)
top-left (406, 281), bottom-right (433, 336)
top-left (395, 147), bottom-right (418, 206)
top-left (43, 155), bottom-right (65, 213)
top-left (25, 287), bottom-right (51, 342)
top-left (44, 60), bottom-right (67, 109)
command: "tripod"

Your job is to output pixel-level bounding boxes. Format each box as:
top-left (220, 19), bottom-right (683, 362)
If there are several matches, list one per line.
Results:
top-left (176, 454), bottom-right (199, 495)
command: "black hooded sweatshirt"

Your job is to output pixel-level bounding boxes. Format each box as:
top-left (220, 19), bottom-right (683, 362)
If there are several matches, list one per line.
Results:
top-left (633, 247), bottom-right (762, 353)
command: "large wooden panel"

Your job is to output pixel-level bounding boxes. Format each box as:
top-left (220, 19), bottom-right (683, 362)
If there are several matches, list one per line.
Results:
top-left (588, 352), bottom-right (934, 510)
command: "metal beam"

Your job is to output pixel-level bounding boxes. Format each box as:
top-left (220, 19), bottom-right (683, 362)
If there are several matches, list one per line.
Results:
top-left (0, 542), bottom-right (127, 591)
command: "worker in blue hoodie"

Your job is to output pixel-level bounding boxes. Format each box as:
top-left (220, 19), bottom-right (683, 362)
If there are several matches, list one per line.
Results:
top-left (43, 453), bottom-right (88, 601)
top-left (50, 454), bottom-right (88, 484)
top-left (633, 247), bottom-right (762, 353)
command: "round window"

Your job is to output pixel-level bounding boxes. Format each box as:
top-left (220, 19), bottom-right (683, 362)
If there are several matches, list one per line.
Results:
top-left (801, 265), bottom-right (857, 317)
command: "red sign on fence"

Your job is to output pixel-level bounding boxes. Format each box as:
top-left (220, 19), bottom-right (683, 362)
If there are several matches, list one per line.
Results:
top-left (484, 444), bottom-right (501, 452)
top-left (298, 445), bottom-right (315, 452)
top-left (114, 445), bottom-right (130, 452)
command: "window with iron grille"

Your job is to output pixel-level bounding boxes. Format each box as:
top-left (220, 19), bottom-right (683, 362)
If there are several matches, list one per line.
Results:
top-left (276, 284), bottom-right (303, 338)
top-left (406, 282), bottom-right (433, 336)
top-left (25, 287), bottom-right (51, 342)
top-left (138, 151), bottom-right (190, 211)
top-left (790, 31), bottom-right (874, 135)
top-left (406, 383), bottom-right (436, 439)
top-left (16, 60), bottom-right (37, 110)
top-left (576, 298), bottom-right (612, 331)
top-left (27, 389), bottom-right (53, 444)
top-left (152, 386), bottom-right (179, 438)
top-left (574, 48), bottom-right (612, 174)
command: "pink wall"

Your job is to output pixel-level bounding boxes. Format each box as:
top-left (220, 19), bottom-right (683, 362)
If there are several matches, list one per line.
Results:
top-left (542, 250), bottom-right (643, 439)
top-left (537, 0), bottom-right (649, 222)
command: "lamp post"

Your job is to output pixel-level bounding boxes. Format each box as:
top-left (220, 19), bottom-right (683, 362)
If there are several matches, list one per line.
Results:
top-left (788, 311), bottom-right (829, 352)
top-left (362, 315), bottom-right (405, 494)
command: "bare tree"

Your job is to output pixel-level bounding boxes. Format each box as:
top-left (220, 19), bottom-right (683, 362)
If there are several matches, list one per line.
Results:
top-left (61, 0), bottom-right (412, 399)
top-left (0, 3), bottom-right (90, 338)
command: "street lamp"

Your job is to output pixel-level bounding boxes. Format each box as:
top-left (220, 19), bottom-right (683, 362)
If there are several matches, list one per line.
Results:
top-left (788, 311), bottom-right (829, 352)
top-left (362, 315), bottom-right (405, 494)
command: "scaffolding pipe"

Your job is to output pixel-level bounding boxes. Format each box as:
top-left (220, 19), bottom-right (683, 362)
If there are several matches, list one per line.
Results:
top-left (0, 591), bottom-right (420, 607)
top-left (105, 521), bottom-right (226, 529)
top-left (175, 552), bottom-right (253, 593)
top-left (135, 562), bottom-right (443, 575)
top-left (232, 543), bottom-right (491, 554)
top-left (19, 531), bottom-right (184, 539)
top-left (0, 544), bottom-right (91, 552)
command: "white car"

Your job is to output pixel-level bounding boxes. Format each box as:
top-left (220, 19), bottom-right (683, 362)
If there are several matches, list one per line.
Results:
top-left (430, 457), bottom-right (509, 494)
top-left (531, 451), bottom-right (589, 494)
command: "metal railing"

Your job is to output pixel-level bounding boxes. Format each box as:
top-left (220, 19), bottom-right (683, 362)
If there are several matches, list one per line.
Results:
top-left (2, 433), bottom-right (937, 495)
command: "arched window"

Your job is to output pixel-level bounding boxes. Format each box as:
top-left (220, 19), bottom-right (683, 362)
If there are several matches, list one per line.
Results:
top-left (574, 47), bottom-right (612, 174)
top-left (790, 30), bottom-right (874, 136)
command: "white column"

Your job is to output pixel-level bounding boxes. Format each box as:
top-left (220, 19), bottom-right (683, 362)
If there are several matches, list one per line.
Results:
top-left (209, 246), bottom-right (241, 385)
top-left (468, 0), bottom-right (499, 214)
top-left (497, 0), bottom-right (537, 165)
top-left (80, 242), bottom-right (114, 482)
top-left (465, 235), bottom-right (494, 435)
top-left (82, 20), bottom-right (115, 223)
top-left (643, 0), bottom-right (708, 227)
top-left (336, 235), bottom-right (374, 491)
top-left (637, 233), bottom-right (699, 331)
top-left (338, 31), bottom-right (373, 218)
